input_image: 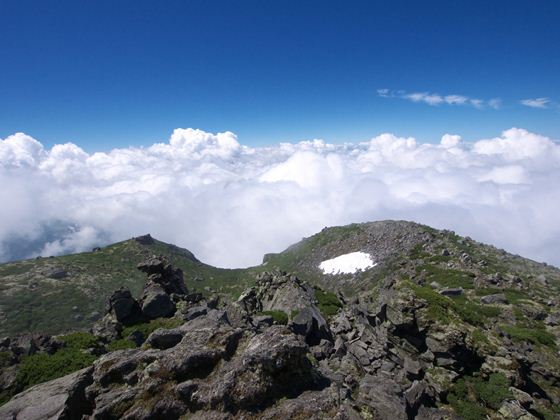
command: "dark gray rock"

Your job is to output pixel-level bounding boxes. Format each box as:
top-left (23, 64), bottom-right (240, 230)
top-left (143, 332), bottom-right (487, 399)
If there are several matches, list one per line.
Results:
top-left (439, 288), bottom-right (463, 297)
top-left (252, 315), bottom-right (273, 329)
top-left (44, 267), bottom-right (68, 279)
top-left (137, 256), bottom-right (188, 295)
top-left (134, 234), bottom-right (155, 245)
top-left (0, 367), bottom-right (93, 420)
top-left (182, 305), bottom-right (208, 321)
top-left (140, 284), bottom-right (175, 319)
top-left (290, 306), bottom-right (330, 345)
top-left (108, 287), bottom-right (143, 325)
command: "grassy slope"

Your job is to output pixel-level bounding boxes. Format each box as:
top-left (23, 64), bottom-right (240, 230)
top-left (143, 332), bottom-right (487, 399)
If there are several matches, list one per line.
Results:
top-left (0, 238), bottom-right (259, 336)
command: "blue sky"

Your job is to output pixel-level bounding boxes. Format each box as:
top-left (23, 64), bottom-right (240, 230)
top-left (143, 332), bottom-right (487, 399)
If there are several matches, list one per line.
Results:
top-left (1, 0), bottom-right (559, 150)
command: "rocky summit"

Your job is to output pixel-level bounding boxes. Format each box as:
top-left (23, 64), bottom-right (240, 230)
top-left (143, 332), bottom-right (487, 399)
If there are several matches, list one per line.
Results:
top-left (1, 221), bottom-right (560, 419)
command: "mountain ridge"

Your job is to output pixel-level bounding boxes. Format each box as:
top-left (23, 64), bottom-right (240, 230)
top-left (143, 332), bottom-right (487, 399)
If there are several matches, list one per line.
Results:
top-left (1, 220), bottom-right (560, 418)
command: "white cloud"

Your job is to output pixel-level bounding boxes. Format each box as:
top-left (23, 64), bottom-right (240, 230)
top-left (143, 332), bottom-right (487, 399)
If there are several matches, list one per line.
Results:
top-left (405, 92), bottom-right (445, 105)
top-left (379, 89), bottom-right (500, 109)
top-left (488, 98), bottom-right (502, 109)
top-left (1, 127), bottom-right (560, 269)
top-left (520, 98), bottom-right (550, 109)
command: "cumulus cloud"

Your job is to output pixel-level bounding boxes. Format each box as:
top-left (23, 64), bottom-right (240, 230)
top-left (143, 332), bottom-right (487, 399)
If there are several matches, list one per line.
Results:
top-left (520, 98), bottom-right (551, 109)
top-left (379, 89), bottom-right (500, 110)
top-left (1, 128), bottom-right (560, 268)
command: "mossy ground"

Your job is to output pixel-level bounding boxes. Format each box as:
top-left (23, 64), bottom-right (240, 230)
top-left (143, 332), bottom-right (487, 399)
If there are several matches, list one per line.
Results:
top-left (447, 373), bottom-right (511, 419)
top-left (257, 310), bottom-right (289, 325)
top-left (14, 332), bottom-right (100, 393)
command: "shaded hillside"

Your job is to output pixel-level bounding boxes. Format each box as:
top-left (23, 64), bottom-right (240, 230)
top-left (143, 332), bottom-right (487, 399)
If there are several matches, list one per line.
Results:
top-left (0, 235), bottom-right (257, 336)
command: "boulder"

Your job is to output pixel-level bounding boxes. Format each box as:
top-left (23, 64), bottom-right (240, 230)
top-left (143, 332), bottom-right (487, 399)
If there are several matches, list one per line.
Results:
top-left (44, 267), bottom-right (68, 279)
top-left (181, 305), bottom-right (208, 322)
top-left (140, 284), bottom-right (175, 319)
top-left (480, 293), bottom-right (508, 304)
top-left (290, 306), bottom-right (331, 345)
top-left (0, 367), bottom-right (93, 420)
top-left (108, 288), bottom-right (143, 325)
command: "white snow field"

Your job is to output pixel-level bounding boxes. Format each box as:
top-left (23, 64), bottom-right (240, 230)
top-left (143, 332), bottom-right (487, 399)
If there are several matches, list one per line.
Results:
top-left (319, 252), bottom-right (376, 275)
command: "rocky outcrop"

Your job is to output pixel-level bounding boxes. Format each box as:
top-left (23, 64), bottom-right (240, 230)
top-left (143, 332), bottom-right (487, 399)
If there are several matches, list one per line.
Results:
top-left (92, 256), bottom-right (189, 341)
top-left (0, 367), bottom-right (93, 419)
top-left (2, 222), bottom-right (560, 419)
top-left (81, 310), bottom-right (334, 418)
top-left (237, 271), bottom-right (331, 344)
top-left (107, 288), bottom-right (144, 325)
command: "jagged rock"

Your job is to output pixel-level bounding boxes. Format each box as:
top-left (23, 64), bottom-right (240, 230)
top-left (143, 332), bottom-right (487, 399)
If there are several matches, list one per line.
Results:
top-left (404, 380), bottom-right (430, 414)
top-left (330, 312), bottom-right (352, 335)
top-left (140, 284), bottom-right (175, 319)
top-left (480, 293), bottom-right (508, 304)
top-left (498, 400), bottom-right (537, 419)
top-left (291, 306), bottom-right (330, 345)
top-left (359, 374), bottom-right (407, 419)
top-left (510, 387), bottom-right (534, 408)
top-left (348, 341), bottom-right (371, 366)
top-left (107, 287), bottom-right (143, 325)
top-left (181, 304), bottom-right (208, 321)
top-left (137, 255), bottom-right (188, 295)
top-left (0, 367), bottom-right (93, 420)
top-left (3, 221), bottom-right (560, 419)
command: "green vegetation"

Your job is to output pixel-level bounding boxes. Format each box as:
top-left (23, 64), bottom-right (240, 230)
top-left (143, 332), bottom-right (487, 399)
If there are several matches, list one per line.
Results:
top-left (61, 331), bottom-right (100, 350)
top-left (471, 328), bottom-right (490, 347)
top-left (448, 373), bottom-right (511, 419)
top-left (408, 283), bottom-right (501, 326)
top-left (314, 287), bottom-right (342, 317)
top-left (0, 236), bottom-right (261, 337)
top-left (15, 332), bottom-right (99, 392)
top-left (108, 339), bottom-right (137, 351)
top-left (258, 310), bottom-right (289, 325)
top-left (474, 287), bottom-right (502, 296)
top-left (16, 349), bottom-right (96, 392)
top-left (0, 351), bottom-right (11, 368)
top-left (501, 324), bottom-right (556, 348)
top-left (416, 264), bottom-right (475, 289)
top-left (121, 317), bottom-right (183, 340)
top-left (503, 289), bottom-right (531, 304)
top-left (410, 284), bottom-right (454, 323)
top-left (451, 296), bottom-right (501, 326)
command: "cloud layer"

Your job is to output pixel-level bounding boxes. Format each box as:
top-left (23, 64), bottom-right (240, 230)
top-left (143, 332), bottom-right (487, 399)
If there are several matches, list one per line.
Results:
top-left (1, 127), bottom-right (559, 268)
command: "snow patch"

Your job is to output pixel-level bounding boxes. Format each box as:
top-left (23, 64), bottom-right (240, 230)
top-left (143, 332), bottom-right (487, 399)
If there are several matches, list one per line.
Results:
top-left (319, 252), bottom-right (376, 275)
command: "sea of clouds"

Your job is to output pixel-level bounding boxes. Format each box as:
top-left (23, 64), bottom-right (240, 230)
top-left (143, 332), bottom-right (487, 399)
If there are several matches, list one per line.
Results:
top-left (0, 127), bottom-right (559, 268)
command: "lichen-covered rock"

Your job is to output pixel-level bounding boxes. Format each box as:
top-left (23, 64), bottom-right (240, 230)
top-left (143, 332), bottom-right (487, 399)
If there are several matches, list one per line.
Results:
top-left (140, 284), bottom-right (175, 319)
top-left (0, 367), bottom-right (93, 420)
